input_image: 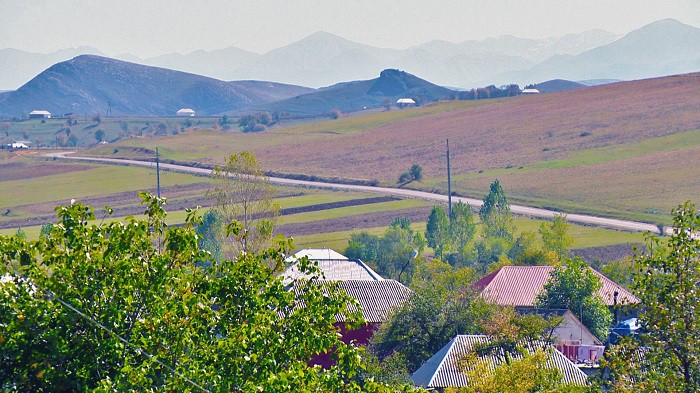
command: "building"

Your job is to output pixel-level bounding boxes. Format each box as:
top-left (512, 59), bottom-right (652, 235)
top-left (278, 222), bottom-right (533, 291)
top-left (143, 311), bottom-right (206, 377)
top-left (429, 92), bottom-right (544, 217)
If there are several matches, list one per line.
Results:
top-left (9, 142), bottom-right (29, 149)
top-left (291, 279), bottom-right (412, 368)
top-left (471, 266), bottom-right (638, 309)
top-left (396, 98), bottom-right (416, 108)
top-left (282, 249), bottom-right (383, 284)
top-left (176, 108), bottom-right (195, 117)
top-left (412, 335), bottom-right (588, 390)
top-left (522, 88), bottom-right (540, 94)
top-left (29, 110), bottom-right (51, 119)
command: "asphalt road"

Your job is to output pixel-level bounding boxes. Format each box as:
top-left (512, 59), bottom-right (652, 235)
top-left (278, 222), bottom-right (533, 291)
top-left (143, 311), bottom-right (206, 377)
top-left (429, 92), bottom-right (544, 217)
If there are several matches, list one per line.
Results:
top-left (46, 151), bottom-right (666, 235)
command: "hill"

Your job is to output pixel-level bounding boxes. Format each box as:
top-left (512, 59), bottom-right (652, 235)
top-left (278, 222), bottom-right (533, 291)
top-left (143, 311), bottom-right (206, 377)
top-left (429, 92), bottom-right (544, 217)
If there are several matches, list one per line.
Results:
top-left (532, 79), bottom-right (588, 93)
top-left (493, 19), bottom-right (700, 85)
top-left (0, 55), bottom-right (311, 117)
top-left (242, 69), bottom-right (454, 117)
top-left (91, 72), bottom-right (700, 224)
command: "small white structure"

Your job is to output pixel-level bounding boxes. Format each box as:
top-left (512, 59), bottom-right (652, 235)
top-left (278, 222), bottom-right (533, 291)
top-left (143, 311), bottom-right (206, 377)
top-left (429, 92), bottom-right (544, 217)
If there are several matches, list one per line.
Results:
top-left (177, 108), bottom-right (195, 117)
top-left (396, 98), bottom-right (416, 108)
top-left (29, 110), bottom-right (51, 119)
top-left (10, 142), bottom-right (29, 149)
top-left (282, 248), bottom-right (384, 284)
top-left (522, 88), bottom-right (540, 94)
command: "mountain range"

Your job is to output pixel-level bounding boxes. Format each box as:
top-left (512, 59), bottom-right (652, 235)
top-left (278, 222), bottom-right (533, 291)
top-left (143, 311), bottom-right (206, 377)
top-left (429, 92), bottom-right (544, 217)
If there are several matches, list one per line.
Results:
top-left (0, 55), bottom-right (313, 117)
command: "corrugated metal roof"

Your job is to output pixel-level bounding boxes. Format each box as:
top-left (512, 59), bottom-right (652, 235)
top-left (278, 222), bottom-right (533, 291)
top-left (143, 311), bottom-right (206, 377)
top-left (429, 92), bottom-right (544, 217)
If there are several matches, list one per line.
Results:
top-left (471, 266), bottom-right (638, 307)
top-left (396, 98), bottom-right (416, 104)
top-left (282, 258), bottom-right (383, 283)
top-left (411, 335), bottom-right (589, 388)
top-left (291, 279), bottom-right (411, 323)
top-left (289, 248), bottom-right (349, 261)
top-left (29, 110), bottom-right (51, 115)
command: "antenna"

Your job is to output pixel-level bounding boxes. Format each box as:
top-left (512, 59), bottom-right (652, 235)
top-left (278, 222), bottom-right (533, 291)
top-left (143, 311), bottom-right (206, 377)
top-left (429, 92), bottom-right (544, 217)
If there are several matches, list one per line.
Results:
top-left (446, 139), bottom-right (452, 224)
top-left (156, 147), bottom-right (161, 199)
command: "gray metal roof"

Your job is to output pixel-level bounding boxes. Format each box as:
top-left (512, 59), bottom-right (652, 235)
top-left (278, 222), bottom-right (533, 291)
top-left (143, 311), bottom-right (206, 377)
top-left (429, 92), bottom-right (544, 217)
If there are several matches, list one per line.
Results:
top-left (291, 279), bottom-right (412, 323)
top-left (412, 335), bottom-right (588, 388)
top-left (282, 258), bottom-right (384, 284)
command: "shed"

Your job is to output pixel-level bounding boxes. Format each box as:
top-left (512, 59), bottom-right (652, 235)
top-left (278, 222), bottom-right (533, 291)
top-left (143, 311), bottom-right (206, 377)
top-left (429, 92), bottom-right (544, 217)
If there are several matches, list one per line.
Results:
top-left (29, 110), bottom-right (51, 119)
top-left (396, 98), bottom-right (416, 108)
top-left (522, 88), bottom-right (540, 94)
top-left (176, 108), bottom-right (195, 117)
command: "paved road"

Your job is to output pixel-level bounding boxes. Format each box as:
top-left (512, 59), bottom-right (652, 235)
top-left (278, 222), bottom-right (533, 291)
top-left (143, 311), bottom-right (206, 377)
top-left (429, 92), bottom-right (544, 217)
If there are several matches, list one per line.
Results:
top-left (47, 151), bottom-right (666, 235)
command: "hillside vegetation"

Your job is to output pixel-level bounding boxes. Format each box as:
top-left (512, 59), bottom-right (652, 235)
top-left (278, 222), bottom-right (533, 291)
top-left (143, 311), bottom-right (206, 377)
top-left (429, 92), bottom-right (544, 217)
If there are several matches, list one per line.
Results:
top-left (85, 73), bottom-right (700, 223)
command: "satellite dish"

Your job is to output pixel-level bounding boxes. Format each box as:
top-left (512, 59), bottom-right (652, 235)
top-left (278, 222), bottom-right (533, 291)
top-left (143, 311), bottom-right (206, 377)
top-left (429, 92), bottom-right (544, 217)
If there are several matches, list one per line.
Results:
top-left (410, 250), bottom-right (419, 260)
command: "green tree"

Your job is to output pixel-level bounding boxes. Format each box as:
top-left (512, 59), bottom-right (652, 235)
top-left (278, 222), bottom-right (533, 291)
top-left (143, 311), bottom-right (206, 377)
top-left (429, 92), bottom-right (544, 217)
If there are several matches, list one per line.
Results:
top-left (479, 180), bottom-right (515, 241)
top-left (409, 164), bottom-right (423, 181)
top-left (344, 231), bottom-right (381, 262)
top-left (210, 152), bottom-right (279, 255)
top-left (608, 201), bottom-right (700, 392)
top-left (196, 209), bottom-right (224, 262)
top-left (0, 194), bottom-right (412, 391)
top-left (94, 128), bottom-right (105, 143)
top-left (425, 206), bottom-right (450, 259)
top-left (451, 201), bottom-right (477, 260)
top-left (376, 218), bottom-right (425, 282)
top-left (539, 214), bottom-right (574, 258)
top-left (536, 257), bottom-right (613, 340)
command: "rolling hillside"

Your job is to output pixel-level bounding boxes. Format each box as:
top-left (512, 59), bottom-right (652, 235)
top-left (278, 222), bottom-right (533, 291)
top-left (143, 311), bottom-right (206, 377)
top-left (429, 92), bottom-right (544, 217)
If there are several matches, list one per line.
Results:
top-left (244, 69), bottom-right (454, 117)
top-left (0, 55), bottom-right (312, 117)
top-left (532, 79), bottom-right (588, 93)
top-left (91, 72), bottom-right (700, 223)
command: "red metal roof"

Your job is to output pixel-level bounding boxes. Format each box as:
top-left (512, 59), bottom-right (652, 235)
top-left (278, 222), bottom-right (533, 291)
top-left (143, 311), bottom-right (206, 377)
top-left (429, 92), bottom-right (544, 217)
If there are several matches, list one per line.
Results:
top-left (471, 266), bottom-right (638, 307)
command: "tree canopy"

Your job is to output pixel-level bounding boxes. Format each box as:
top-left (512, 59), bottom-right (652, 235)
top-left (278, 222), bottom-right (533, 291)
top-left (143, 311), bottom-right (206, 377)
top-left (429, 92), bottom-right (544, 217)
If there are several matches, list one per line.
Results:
top-left (0, 194), bottom-right (411, 392)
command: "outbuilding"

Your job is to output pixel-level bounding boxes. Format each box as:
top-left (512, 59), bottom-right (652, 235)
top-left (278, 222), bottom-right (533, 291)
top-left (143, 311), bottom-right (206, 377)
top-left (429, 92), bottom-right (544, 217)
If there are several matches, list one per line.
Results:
top-left (176, 108), bottom-right (195, 117)
top-left (29, 110), bottom-right (51, 119)
top-left (522, 88), bottom-right (540, 94)
top-left (396, 98), bottom-right (416, 108)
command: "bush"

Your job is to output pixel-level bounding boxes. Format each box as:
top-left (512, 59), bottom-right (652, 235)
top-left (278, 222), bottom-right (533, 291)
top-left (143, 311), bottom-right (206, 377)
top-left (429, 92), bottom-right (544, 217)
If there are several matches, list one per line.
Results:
top-left (329, 109), bottom-right (342, 119)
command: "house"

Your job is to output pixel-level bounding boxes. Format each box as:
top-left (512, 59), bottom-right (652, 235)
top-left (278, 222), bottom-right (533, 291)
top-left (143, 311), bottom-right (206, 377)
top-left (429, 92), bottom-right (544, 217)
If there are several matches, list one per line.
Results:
top-left (176, 108), bottom-right (195, 117)
top-left (282, 248), bottom-right (383, 284)
top-left (29, 110), bottom-right (51, 119)
top-left (471, 266), bottom-right (638, 309)
top-left (411, 335), bottom-right (588, 390)
top-left (9, 142), bottom-right (29, 149)
top-left (522, 88), bottom-right (540, 94)
top-left (396, 98), bottom-right (416, 108)
top-left (291, 279), bottom-right (412, 368)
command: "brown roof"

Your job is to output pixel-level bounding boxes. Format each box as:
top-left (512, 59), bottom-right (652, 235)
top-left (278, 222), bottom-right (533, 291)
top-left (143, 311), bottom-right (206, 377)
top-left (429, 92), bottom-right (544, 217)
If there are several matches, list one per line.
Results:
top-left (471, 266), bottom-right (638, 307)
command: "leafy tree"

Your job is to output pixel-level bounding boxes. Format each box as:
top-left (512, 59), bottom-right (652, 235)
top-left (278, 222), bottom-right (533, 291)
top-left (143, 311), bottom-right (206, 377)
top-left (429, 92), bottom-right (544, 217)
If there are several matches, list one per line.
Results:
top-left (92, 113), bottom-right (102, 124)
top-left (195, 209), bottom-right (224, 262)
top-left (210, 152), bottom-right (279, 255)
top-left (425, 206), bottom-right (450, 258)
top-left (535, 257), bottom-right (613, 340)
top-left (344, 231), bottom-right (381, 262)
top-left (94, 128), bottom-right (105, 143)
top-left (409, 164), bottom-right (423, 181)
top-left (0, 194), bottom-right (413, 391)
top-left (154, 122), bottom-right (168, 136)
top-left (119, 120), bottom-right (129, 133)
top-left (605, 201), bottom-right (699, 392)
top-left (372, 260), bottom-right (495, 372)
top-left (479, 180), bottom-right (515, 241)
top-left (539, 214), bottom-right (574, 258)
top-left (451, 201), bottom-right (477, 259)
top-left (382, 98), bottom-right (392, 111)
top-left (329, 108), bottom-right (342, 120)
top-left (67, 133), bottom-right (78, 147)
top-left (376, 218), bottom-right (425, 282)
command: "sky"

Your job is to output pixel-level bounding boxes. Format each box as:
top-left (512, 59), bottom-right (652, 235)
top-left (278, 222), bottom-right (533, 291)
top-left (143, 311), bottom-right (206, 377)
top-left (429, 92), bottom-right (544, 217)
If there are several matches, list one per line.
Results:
top-left (1, 0), bottom-right (698, 57)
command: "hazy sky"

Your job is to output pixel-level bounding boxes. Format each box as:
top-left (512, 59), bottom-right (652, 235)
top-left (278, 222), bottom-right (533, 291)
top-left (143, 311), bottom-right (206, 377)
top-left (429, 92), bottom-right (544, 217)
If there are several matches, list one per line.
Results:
top-left (1, 0), bottom-right (698, 57)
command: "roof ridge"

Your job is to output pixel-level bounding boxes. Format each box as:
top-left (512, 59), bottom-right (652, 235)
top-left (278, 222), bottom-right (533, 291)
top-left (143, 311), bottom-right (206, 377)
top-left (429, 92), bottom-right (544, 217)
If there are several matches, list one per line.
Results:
top-left (428, 336), bottom-right (459, 387)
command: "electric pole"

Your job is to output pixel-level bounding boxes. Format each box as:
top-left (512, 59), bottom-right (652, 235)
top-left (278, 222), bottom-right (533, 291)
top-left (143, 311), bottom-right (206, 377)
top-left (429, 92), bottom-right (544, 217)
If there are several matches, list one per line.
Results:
top-left (446, 139), bottom-right (452, 224)
top-left (156, 147), bottom-right (161, 199)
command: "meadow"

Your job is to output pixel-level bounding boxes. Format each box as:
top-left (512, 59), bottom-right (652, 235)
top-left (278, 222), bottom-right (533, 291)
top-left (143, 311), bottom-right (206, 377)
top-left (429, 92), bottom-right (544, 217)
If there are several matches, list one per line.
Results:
top-left (80, 73), bottom-right (699, 223)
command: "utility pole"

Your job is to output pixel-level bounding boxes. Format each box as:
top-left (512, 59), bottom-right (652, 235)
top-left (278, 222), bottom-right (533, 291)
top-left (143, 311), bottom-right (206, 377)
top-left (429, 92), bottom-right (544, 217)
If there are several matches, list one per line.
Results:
top-left (156, 147), bottom-right (161, 199)
top-left (446, 139), bottom-right (453, 224)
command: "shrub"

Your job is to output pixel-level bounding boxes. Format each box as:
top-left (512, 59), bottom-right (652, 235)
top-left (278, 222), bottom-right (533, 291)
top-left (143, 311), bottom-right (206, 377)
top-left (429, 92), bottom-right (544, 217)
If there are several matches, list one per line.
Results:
top-left (329, 108), bottom-right (342, 119)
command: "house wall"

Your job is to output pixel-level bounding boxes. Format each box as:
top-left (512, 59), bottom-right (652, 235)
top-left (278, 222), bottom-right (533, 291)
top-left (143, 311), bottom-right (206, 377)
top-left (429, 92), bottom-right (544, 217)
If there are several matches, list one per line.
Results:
top-left (310, 322), bottom-right (380, 369)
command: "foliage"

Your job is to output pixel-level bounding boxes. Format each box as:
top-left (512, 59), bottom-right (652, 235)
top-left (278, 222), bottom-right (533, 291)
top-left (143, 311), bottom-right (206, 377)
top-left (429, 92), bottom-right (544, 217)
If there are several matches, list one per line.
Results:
top-left (601, 257), bottom-right (635, 291)
top-left (535, 257), bottom-right (613, 340)
top-left (425, 206), bottom-right (450, 258)
top-left (210, 151), bottom-right (280, 256)
top-left (539, 214), bottom-right (574, 258)
top-left (344, 218), bottom-right (425, 283)
top-left (451, 349), bottom-right (590, 393)
top-left (425, 203), bottom-right (477, 265)
top-left (195, 209), bottom-right (224, 262)
top-left (479, 180), bottom-right (515, 241)
top-left (0, 194), bottom-right (416, 392)
top-left (330, 108), bottom-right (342, 120)
top-left (604, 202), bottom-right (700, 392)
top-left (398, 164), bottom-right (423, 184)
top-left (371, 279), bottom-right (495, 373)
top-left (238, 112), bottom-right (276, 133)
top-left (94, 128), bottom-right (106, 143)
top-left (450, 201), bottom-right (477, 261)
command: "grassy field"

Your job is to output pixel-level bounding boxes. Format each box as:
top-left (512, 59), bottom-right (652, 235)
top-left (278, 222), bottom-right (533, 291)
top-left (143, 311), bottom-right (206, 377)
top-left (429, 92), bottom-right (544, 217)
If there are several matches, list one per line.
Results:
top-left (79, 73), bottom-right (700, 223)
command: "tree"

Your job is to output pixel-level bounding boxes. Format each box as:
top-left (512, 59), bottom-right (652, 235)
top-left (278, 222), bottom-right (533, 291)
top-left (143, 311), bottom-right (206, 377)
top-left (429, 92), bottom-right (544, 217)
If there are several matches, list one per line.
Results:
top-left (410, 164), bottom-right (423, 181)
top-left (372, 260), bottom-right (495, 373)
top-left (0, 194), bottom-right (413, 391)
top-left (92, 113), bottom-right (102, 124)
top-left (196, 209), bottom-right (224, 262)
top-left (539, 214), bottom-right (574, 258)
top-left (210, 152), bottom-right (279, 255)
top-left (344, 231), bottom-right (381, 262)
top-left (67, 134), bottom-right (78, 147)
top-left (382, 98), bottom-right (392, 111)
top-left (94, 128), bottom-right (105, 143)
top-left (375, 218), bottom-right (425, 282)
top-left (479, 180), bottom-right (515, 241)
top-left (535, 257), bottom-right (613, 340)
top-left (451, 201), bottom-right (477, 259)
top-left (607, 201), bottom-right (699, 392)
top-left (425, 206), bottom-right (450, 259)
top-left (154, 122), bottom-right (168, 136)
top-left (329, 108), bottom-right (342, 119)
